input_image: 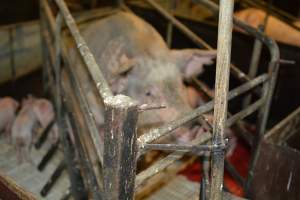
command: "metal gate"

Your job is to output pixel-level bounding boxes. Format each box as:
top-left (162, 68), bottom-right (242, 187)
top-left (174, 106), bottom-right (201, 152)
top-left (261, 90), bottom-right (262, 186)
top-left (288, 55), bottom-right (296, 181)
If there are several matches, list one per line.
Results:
top-left (39, 0), bottom-right (280, 199)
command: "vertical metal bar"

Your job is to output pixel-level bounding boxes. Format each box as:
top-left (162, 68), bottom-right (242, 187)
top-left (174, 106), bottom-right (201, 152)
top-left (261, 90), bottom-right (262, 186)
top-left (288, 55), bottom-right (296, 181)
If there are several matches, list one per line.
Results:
top-left (55, 0), bottom-right (113, 100)
top-left (166, 0), bottom-right (176, 47)
top-left (40, 1), bottom-right (49, 94)
top-left (103, 95), bottom-right (138, 200)
top-left (54, 13), bottom-right (87, 200)
top-left (9, 27), bottom-right (16, 88)
top-left (200, 152), bottom-right (210, 200)
top-left (245, 60), bottom-right (278, 195)
top-left (243, 0), bottom-right (272, 108)
top-left (210, 0), bottom-right (234, 199)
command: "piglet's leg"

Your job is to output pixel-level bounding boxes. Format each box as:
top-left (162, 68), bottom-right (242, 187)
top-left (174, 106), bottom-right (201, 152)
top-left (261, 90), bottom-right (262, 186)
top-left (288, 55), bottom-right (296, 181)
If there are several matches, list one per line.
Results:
top-left (5, 121), bottom-right (13, 144)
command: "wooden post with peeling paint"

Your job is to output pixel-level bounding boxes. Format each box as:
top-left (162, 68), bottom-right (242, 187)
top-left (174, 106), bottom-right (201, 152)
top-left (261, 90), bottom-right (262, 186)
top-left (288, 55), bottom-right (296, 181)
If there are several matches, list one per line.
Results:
top-left (210, 0), bottom-right (234, 199)
top-left (103, 95), bottom-right (139, 200)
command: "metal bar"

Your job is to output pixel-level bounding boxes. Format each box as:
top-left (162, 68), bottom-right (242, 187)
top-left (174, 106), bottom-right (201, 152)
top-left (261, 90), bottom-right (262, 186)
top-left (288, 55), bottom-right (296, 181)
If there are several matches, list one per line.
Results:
top-left (135, 132), bottom-right (211, 189)
top-left (265, 106), bottom-right (300, 142)
top-left (227, 98), bottom-right (264, 127)
top-left (40, 2), bottom-right (50, 94)
top-left (103, 95), bottom-right (138, 200)
top-left (195, 0), bottom-right (280, 64)
top-left (192, 77), bottom-right (254, 146)
top-left (245, 70), bottom-right (277, 195)
top-left (242, 25), bottom-right (264, 109)
top-left (42, 17), bottom-right (104, 190)
top-left (224, 160), bottom-right (245, 188)
top-left (54, 0), bottom-right (113, 99)
top-left (41, 160), bottom-right (66, 197)
top-left (65, 108), bottom-right (103, 200)
top-left (143, 143), bottom-right (226, 153)
top-left (201, 152), bottom-right (210, 200)
top-left (53, 13), bottom-right (87, 200)
top-left (9, 27), bottom-right (16, 87)
top-left (41, 0), bottom-right (104, 165)
top-left (242, 0), bottom-right (271, 108)
top-left (210, 1), bottom-right (234, 199)
top-left (166, 0), bottom-right (176, 47)
top-left (38, 141), bottom-right (59, 171)
top-left (138, 74), bottom-right (268, 150)
top-left (43, 25), bottom-right (102, 199)
top-left (34, 119), bottom-right (55, 149)
top-left (145, 0), bottom-right (252, 84)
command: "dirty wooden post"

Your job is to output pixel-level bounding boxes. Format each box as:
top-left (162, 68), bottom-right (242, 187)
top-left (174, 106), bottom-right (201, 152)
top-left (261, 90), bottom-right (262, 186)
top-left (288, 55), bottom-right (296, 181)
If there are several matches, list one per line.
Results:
top-left (210, 0), bottom-right (234, 199)
top-left (103, 95), bottom-right (139, 200)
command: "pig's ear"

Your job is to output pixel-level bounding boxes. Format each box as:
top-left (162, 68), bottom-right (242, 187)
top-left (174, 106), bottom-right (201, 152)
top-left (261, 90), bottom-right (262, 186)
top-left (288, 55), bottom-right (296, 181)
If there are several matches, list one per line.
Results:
top-left (114, 54), bottom-right (137, 75)
top-left (171, 49), bottom-right (216, 79)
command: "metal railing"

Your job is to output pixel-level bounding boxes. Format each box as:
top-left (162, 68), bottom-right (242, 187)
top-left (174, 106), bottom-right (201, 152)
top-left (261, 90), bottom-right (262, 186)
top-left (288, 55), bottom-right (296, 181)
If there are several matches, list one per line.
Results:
top-left (39, 0), bottom-right (280, 199)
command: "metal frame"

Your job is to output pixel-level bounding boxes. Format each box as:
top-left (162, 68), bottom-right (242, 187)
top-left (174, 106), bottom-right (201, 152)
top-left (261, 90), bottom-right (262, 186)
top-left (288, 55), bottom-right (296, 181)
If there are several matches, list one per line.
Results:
top-left (39, 0), bottom-right (280, 199)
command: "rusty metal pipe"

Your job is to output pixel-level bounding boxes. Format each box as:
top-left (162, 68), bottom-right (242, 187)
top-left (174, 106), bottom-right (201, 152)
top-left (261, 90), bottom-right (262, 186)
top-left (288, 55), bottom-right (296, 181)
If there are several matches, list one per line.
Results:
top-left (138, 74), bottom-right (268, 150)
top-left (210, 0), bottom-right (234, 199)
top-left (54, 0), bottom-right (113, 99)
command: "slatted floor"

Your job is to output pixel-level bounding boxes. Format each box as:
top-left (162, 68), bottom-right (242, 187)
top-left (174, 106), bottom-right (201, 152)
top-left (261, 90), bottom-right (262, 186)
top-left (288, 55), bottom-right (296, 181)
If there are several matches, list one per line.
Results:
top-left (0, 137), bottom-right (70, 200)
top-left (145, 176), bottom-right (246, 200)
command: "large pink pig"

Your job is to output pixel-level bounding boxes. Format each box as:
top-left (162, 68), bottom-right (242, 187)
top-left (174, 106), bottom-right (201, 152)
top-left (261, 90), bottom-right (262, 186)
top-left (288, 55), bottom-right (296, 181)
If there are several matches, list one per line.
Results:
top-left (235, 8), bottom-right (300, 47)
top-left (70, 12), bottom-right (216, 142)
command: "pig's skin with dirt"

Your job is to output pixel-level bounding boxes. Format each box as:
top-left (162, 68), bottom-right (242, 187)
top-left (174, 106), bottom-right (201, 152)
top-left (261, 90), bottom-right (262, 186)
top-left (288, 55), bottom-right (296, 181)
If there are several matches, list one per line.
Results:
top-left (0, 97), bottom-right (19, 137)
top-left (235, 8), bottom-right (300, 47)
top-left (70, 12), bottom-right (216, 141)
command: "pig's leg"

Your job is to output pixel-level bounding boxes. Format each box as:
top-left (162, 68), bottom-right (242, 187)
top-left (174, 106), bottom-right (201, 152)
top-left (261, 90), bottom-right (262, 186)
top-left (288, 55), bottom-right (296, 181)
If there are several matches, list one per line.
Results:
top-left (5, 121), bottom-right (13, 144)
top-left (16, 145), bottom-right (23, 164)
top-left (25, 143), bottom-right (34, 164)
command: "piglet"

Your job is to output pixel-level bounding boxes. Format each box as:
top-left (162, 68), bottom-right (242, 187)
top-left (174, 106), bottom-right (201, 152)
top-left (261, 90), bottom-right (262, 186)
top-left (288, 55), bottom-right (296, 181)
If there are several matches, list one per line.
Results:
top-left (11, 101), bottom-right (38, 163)
top-left (33, 99), bottom-right (59, 144)
top-left (11, 98), bottom-right (58, 163)
top-left (0, 97), bottom-right (19, 139)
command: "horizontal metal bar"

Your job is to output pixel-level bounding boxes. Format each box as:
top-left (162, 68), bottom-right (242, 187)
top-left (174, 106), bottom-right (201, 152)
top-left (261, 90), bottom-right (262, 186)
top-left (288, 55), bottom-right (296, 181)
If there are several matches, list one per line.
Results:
top-left (137, 74), bottom-right (268, 149)
top-left (143, 142), bottom-right (226, 153)
top-left (265, 106), bottom-right (300, 143)
top-left (54, 0), bottom-right (113, 99)
top-left (135, 132), bottom-right (211, 189)
top-left (226, 98), bottom-right (265, 127)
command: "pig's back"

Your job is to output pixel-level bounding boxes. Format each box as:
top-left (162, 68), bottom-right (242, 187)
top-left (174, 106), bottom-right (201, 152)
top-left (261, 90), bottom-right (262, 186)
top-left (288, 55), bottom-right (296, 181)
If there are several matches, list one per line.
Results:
top-left (83, 12), bottom-right (167, 58)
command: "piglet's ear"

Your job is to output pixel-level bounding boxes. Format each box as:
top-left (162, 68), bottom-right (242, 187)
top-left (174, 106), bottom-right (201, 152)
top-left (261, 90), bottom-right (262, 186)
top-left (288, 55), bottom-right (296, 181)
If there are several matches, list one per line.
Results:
top-left (171, 49), bottom-right (216, 79)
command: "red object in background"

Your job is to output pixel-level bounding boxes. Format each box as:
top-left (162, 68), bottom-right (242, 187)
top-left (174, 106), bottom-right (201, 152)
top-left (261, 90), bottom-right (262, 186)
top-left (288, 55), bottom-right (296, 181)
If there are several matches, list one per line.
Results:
top-left (179, 139), bottom-right (250, 197)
